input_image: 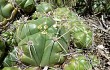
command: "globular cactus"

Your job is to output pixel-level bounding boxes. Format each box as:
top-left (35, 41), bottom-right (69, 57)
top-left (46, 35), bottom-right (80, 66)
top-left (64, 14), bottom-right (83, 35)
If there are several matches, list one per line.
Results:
top-left (0, 0), bottom-right (13, 18)
top-left (0, 0), bottom-right (17, 27)
top-left (36, 2), bottom-right (53, 13)
top-left (15, 0), bottom-right (35, 13)
top-left (71, 21), bottom-right (92, 49)
top-left (32, 2), bottom-right (53, 19)
top-left (3, 47), bottom-right (18, 67)
top-left (12, 2), bottom-right (72, 67)
top-left (64, 55), bottom-right (92, 70)
top-left (51, 6), bottom-right (92, 49)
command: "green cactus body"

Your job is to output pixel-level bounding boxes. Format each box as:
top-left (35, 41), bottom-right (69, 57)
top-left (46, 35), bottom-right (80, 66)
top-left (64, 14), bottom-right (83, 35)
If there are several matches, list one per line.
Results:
top-left (36, 2), bottom-right (53, 13)
top-left (0, 0), bottom-right (14, 18)
top-left (15, 15), bottom-right (69, 67)
top-left (71, 20), bottom-right (92, 49)
top-left (3, 48), bottom-right (18, 67)
top-left (1, 3), bottom-right (14, 18)
top-left (15, 0), bottom-right (35, 13)
top-left (64, 56), bottom-right (92, 70)
top-left (0, 0), bottom-right (17, 26)
top-left (2, 67), bottom-right (20, 70)
top-left (2, 2), bottom-right (93, 68)
top-left (32, 2), bottom-right (53, 19)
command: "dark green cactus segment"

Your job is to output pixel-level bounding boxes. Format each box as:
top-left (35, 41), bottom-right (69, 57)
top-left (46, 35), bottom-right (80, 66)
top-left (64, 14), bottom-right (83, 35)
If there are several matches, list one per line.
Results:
top-left (15, 13), bottom-right (69, 66)
top-left (3, 48), bottom-right (18, 67)
top-left (64, 55), bottom-right (92, 70)
top-left (15, 0), bottom-right (35, 13)
top-left (0, 0), bottom-right (7, 6)
top-left (0, 0), bottom-right (14, 18)
top-left (0, 0), bottom-right (17, 27)
top-left (93, 0), bottom-right (110, 14)
top-left (18, 33), bottom-right (46, 66)
top-left (32, 2), bottom-right (53, 19)
top-left (1, 3), bottom-right (14, 18)
top-left (36, 2), bottom-right (53, 13)
top-left (0, 37), bottom-right (5, 62)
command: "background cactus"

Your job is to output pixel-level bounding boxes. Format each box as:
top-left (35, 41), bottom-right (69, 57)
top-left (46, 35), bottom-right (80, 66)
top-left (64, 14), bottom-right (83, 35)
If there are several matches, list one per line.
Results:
top-left (0, 0), bottom-right (13, 18)
top-left (0, 0), bottom-right (17, 30)
top-left (14, 16), bottom-right (69, 66)
top-left (71, 20), bottom-right (92, 48)
top-left (15, 0), bottom-right (35, 13)
top-left (64, 55), bottom-right (92, 70)
top-left (40, 0), bottom-right (77, 7)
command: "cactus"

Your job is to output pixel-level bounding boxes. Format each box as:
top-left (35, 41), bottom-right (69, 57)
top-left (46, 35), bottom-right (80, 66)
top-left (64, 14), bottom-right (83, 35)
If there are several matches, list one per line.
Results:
top-left (32, 2), bottom-right (53, 19)
top-left (15, 0), bottom-right (35, 13)
top-left (0, 0), bottom-right (16, 19)
top-left (36, 2), bottom-right (53, 13)
top-left (0, 0), bottom-right (17, 27)
top-left (71, 22), bottom-right (92, 49)
top-left (64, 55), bottom-right (92, 70)
top-left (14, 15), bottom-right (69, 66)
top-left (0, 1), bottom-right (93, 69)
top-left (2, 67), bottom-right (39, 70)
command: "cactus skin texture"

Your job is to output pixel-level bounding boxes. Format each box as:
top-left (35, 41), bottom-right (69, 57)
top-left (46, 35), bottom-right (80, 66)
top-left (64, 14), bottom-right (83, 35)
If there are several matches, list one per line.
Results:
top-left (32, 2), bottom-right (53, 19)
top-left (71, 21), bottom-right (92, 49)
top-left (36, 2), bottom-right (53, 13)
top-left (0, 0), bottom-right (17, 27)
top-left (15, 0), bottom-right (35, 13)
top-left (3, 47), bottom-right (18, 67)
top-left (0, 0), bottom-right (14, 18)
top-left (64, 56), bottom-right (92, 70)
top-left (14, 16), bottom-right (69, 66)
